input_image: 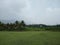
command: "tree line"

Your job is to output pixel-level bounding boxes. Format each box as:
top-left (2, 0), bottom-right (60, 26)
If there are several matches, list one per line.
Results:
top-left (0, 20), bottom-right (60, 31)
top-left (26, 24), bottom-right (60, 31)
top-left (0, 20), bottom-right (26, 31)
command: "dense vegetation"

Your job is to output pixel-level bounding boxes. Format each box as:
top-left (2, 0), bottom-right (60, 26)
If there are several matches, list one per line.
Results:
top-left (0, 21), bottom-right (25, 31)
top-left (0, 20), bottom-right (60, 31)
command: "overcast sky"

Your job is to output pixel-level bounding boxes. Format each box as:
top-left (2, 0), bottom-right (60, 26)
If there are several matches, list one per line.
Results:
top-left (0, 0), bottom-right (60, 25)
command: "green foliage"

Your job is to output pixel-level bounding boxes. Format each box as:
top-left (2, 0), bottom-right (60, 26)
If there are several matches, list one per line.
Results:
top-left (0, 20), bottom-right (60, 31)
top-left (0, 20), bottom-right (26, 31)
top-left (25, 27), bottom-right (60, 31)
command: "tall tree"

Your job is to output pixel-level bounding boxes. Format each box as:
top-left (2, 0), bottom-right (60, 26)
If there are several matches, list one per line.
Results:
top-left (20, 20), bottom-right (25, 26)
top-left (20, 20), bottom-right (26, 31)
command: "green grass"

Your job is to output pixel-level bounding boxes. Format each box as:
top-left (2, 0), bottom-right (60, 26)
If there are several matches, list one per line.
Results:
top-left (0, 31), bottom-right (60, 45)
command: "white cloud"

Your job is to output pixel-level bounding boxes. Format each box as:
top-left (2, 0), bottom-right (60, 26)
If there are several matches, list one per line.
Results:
top-left (0, 0), bottom-right (60, 25)
top-left (0, 0), bottom-right (31, 20)
top-left (45, 8), bottom-right (60, 25)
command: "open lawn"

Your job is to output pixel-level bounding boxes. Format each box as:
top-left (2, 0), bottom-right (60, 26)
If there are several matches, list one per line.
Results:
top-left (0, 31), bottom-right (60, 45)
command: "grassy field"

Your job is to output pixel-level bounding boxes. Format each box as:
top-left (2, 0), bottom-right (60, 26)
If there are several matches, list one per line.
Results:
top-left (0, 31), bottom-right (60, 45)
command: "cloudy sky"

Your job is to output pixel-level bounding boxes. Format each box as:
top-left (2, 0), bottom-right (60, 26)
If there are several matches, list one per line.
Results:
top-left (0, 0), bottom-right (60, 25)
